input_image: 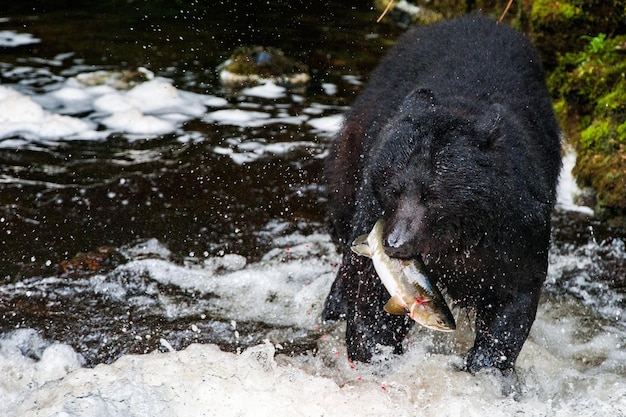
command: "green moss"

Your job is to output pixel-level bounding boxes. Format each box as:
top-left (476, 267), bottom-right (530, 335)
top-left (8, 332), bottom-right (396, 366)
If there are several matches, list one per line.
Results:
top-left (551, 34), bottom-right (626, 118)
top-left (579, 120), bottom-right (611, 150)
top-left (529, 0), bottom-right (626, 69)
top-left (549, 35), bottom-right (626, 110)
top-left (617, 120), bottom-right (626, 137)
top-left (531, 0), bottom-right (581, 21)
top-left (575, 146), bottom-right (626, 211)
top-left (596, 78), bottom-right (626, 117)
top-left (550, 31), bottom-right (626, 216)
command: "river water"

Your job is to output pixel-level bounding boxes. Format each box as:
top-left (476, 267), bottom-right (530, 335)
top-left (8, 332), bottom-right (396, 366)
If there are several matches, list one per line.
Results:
top-left (0, 2), bottom-right (624, 416)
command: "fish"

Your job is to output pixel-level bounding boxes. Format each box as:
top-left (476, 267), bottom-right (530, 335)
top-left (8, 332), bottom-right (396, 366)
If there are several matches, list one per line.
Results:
top-left (351, 219), bottom-right (456, 332)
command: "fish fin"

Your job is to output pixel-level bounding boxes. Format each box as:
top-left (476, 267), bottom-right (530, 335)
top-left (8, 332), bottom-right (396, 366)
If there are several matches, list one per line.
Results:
top-left (350, 234), bottom-right (371, 257)
top-left (384, 296), bottom-right (408, 315)
top-left (352, 233), bottom-right (368, 246)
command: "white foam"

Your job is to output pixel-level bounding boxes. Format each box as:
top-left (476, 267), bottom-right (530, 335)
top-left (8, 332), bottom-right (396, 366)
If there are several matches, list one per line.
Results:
top-left (0, 73), bottom-right (231, 143)
top-left (1, 232), bottom-right (625, 417)
top-left (395, 0), bottom-right (422, 16)
top-left (40, 86), bottom-right (95, 115)
top-left (341, 74), bottom-right (363, 86)
top-left (115, 236), bottom-right (336, 328)
top-left (0, 329), bottom-right (84, 413)
top-left (547, 237), bottom-right (625, 322)
top-left (7, 325), bottom-right (626, 417)
top-left (0, 68), bottom-right (344, 146)
top-left (212, 136), bottom-right (323, 164)
top-left (322, 83), bottom-right (338, 95)
top-left (0, 87), bottom-right (46, 122)
top-left (0, 86), bottom-right (93, 140)
top-left (93, 91), bottom-right (137, 113)
top-left (101, 108), bottom-right (176, 136)
top-left (307, 114), bottom-right (343, 133)
top-left (241, 82), bottom-right (286, 99)
top-left (125, 79), bottom-right (207, 117)
top-left (0, 30), bottom-right (41, 47)
top-left (557, 149), bottom-right (595, 215)
top-left (263, 141), bottom-right (316, 155)
top-left (200, 94), bottom-right (229, 107)
top-left (205, 104), bottom-right (327, 131)
top-left (90, 78), bottom-right (209, 135)
top-left (0, 138), bottom-right (28, 149)
top-left (120, 237), bottom-right (172, 259)
top-left (50, 86), bottom-right (92, 103)
top-left (204, 108), bottom-right (271, 127)
top-left (12, 342), bottom-right (394, 417)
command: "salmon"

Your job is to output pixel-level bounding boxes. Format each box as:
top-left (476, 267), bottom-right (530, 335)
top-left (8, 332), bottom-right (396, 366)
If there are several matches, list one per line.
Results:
top-left (351, 219), bottom-right (456, 332)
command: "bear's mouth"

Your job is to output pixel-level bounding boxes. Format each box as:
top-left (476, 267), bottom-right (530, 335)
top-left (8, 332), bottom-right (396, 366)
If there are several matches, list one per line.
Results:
top-left (382, 242), bottom-right (429, 266)
top-left (381, 199), bottom-right (429, 259)
top-left (382, 243), bottom-right (414, 259)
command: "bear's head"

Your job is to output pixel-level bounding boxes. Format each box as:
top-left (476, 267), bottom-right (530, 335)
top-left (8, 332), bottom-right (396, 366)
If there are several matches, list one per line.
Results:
top-left (366, 88), bottom-right (511, 261)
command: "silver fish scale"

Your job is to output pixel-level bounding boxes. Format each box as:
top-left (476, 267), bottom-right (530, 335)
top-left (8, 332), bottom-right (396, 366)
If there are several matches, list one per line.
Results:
top-left (400, 261), bottom-right (435, 295)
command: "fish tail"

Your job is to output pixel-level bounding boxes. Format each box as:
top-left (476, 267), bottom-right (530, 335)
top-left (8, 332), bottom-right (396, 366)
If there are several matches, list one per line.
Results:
top-left (350, 234), bottom-right (371, 257)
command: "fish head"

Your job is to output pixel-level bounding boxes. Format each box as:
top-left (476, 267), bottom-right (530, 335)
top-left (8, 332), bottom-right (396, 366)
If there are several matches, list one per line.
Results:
top-left (408, 299), bottom-right (456, 332)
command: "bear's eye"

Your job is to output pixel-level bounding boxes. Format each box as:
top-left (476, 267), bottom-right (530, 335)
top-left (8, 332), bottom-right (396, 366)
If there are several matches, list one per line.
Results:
top-left (389, 183), bottom-right (402, 197)
top-left (374, 182), bottom-right (401, 210)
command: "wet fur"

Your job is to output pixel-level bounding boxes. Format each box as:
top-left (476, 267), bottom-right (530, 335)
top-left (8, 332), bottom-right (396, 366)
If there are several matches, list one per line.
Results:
top-left (323, 13), bottom-right (561, 373)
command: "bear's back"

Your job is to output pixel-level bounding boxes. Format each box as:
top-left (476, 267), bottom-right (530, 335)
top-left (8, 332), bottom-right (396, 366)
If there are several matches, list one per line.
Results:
top-left (349, 13), bottom-right (553, 141)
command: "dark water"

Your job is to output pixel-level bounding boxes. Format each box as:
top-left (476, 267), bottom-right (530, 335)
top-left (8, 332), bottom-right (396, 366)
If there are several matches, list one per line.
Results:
top-left (0, 1), bottom-right (399, 277)
top-left (0, 0), bottom-right (404, 364)
top-left (0, 1), bottom-right (624, 367)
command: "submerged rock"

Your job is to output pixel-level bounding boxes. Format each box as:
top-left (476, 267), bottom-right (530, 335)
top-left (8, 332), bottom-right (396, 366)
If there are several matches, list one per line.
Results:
top-left (218, 46), bottom-right (310, 89)
top-left (74, 68), bottom-right (154, 90)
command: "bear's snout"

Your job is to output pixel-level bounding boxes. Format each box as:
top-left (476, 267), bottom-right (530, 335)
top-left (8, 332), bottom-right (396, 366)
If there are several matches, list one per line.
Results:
top-left (383, 199), bottom-right (426, 258)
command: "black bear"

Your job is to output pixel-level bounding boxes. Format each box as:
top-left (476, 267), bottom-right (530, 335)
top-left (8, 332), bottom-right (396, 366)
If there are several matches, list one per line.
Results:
top-left (323, 12), bottom-right (562, 374)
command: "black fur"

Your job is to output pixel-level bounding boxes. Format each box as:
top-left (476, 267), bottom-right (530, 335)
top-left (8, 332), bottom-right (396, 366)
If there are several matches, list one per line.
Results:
top-left (323, 13), bottom-right (561, 373)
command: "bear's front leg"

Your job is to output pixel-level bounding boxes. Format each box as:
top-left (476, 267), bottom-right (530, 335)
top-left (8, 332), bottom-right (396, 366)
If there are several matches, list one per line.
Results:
top-left (463, 289), bottom-right (541, 374)
top-left (340, 251), bottom-right (414, 362)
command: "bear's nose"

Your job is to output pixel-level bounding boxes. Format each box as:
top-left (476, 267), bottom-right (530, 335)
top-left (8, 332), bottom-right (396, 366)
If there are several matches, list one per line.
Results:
top-left (383, 221), bottom-right (416, 258)
top-left (386, 227), bottom-right (409, 250)
top-left (383, 199), bottom-right (426, 257)
top-left (383, 241), bottom-right (414, 258)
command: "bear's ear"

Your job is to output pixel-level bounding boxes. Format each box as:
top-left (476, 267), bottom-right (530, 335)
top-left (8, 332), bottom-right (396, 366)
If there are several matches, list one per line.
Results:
top-left (405, 88), bottom-right (437, 109)
top-left (474, 103), bottom-right (504, 148)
